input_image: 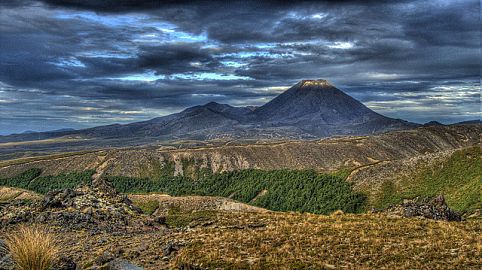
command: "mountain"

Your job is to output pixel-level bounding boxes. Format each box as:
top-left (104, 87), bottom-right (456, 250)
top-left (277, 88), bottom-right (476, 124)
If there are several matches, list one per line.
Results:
top-left (253, 79), bottom-right (414, 136)
top-left (20, 130), bottom-right (38, 134)
top-left (11, 128), bottom-right (76, 136)
top-left (74, 102), bottom-right (254, 140)
top-left (0, 80), bottom-right (418, 143)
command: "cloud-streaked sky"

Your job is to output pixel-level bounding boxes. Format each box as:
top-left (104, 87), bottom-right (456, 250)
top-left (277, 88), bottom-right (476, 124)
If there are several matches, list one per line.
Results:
top-left (0, 0), bottom-right (479, 134)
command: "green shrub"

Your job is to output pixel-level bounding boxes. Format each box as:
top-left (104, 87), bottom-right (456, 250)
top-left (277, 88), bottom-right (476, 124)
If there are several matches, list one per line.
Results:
top-left (166, 208), bottom-right (216, 228)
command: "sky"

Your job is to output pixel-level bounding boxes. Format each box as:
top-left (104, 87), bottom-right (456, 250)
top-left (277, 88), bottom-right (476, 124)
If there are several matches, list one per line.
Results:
top-left (0, 0), bottom-right (480, 134)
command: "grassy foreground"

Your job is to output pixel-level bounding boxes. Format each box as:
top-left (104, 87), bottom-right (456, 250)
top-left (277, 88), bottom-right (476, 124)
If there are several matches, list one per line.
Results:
top-left (27, 211), bottom-right (478, 270)
top-left (173, 212), bottom-right (480, 269)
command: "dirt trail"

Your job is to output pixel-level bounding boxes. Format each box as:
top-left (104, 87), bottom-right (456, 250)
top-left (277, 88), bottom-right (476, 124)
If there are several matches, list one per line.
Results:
top-left (346, 160), bottom-right (391, 182)
top-left (92, 156), bottom-right (114, 183)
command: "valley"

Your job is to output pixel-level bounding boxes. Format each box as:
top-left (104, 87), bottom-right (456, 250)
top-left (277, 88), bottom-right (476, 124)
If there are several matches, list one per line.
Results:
top-left (0, 81), bottom-right (479, 269)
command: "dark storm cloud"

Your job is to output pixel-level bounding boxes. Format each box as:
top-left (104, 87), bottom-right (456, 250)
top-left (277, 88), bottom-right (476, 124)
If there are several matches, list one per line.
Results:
top-left (0, 0), bottom-right (479, 134)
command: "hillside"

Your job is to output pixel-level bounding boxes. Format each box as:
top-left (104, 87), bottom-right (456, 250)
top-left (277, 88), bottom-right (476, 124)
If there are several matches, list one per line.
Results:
top-left (351, 146), bottom-right (481, 212)
top-left (0, 170), bottom-right (479, 269)
top-left (0, 125), bottom-right (477, 179)
top-left (0, 124), bottom-right (479, 214)
top-left (0, 125), bottom-right (479, 269)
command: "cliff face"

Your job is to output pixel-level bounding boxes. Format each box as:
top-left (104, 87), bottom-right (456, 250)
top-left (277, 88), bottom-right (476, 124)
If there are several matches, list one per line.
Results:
top-left (0, 125), bottom-right (479, 180)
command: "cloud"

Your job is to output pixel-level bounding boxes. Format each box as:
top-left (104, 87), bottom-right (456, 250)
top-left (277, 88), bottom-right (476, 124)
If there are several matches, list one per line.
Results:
top-left (0, 0), bottom-right (479, 134)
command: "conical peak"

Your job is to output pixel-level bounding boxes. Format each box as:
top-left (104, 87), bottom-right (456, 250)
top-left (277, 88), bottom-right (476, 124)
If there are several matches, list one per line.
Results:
top-left (297, 79), bottom-right (334, 88)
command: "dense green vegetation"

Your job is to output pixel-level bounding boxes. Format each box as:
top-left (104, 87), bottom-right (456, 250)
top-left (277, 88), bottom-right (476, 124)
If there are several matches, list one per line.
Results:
top-left (0, 169), bottom-right (94, 194)
top-left (28, 170), bottom-right (95, 194)
top-left (0, 168), bottom-right (41, 189)
top-left (1, 167), bottom-right (366, 214)
top-left (374, 146), bottom-right (481, 212)
top-left (166, 207), bottom-right (216, 228)
top-left (109, 169), bottom-right (367, 214)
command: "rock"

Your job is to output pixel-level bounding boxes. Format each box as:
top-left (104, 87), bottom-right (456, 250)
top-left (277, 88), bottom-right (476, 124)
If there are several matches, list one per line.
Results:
top-left (154, 216), bottom-right (166, 225)
top-left (52, 256), bottom-right (77, 270)
top-left (385, 195), bottom-right (461, 221)
top-left (0, 240), bottom-right (14, 270)
top-left (95, 252), bottom-right (114, 265)
top-left (108, 259), bottom-right (143, 270)
top-left (163, 241), bottom-right (180, 257)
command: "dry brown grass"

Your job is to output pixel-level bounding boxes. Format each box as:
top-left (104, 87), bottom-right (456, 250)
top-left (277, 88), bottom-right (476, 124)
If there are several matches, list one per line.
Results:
top-left (0, 187), bottom-right (41, 203)
top-left (4, 225), bottom-right (59, 270)
top-left (16, 211), bottom-right (478, 270)
top-left (171, 212), bottom-right (481, 269)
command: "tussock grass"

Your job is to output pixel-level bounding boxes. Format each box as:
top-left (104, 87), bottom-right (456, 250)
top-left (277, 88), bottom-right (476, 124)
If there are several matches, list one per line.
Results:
top-left (166, 208), bottom-right (216, 228)
top-left (131, 198), bottom-right (159, 215)
top-left (171, 212), bottom-right (481, 269)
top-left (4, 225), bottom-right (59, 270)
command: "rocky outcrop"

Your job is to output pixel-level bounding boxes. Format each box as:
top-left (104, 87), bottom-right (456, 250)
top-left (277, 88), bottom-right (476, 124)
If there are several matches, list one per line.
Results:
top-left (385, 195), bottom-right (462, 221)
top-left (0, 180), bottom-right (163, 232)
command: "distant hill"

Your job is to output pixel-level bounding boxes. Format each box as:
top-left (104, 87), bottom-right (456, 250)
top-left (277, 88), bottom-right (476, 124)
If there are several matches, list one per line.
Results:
top-left (423, 121), bottom-right (444, 126)
top-left (11, 128), bottom-right (76, 136)
top-left (0, 80), bottom-right (418, 143)
top-left (451, 119), bottom-right (481, 125)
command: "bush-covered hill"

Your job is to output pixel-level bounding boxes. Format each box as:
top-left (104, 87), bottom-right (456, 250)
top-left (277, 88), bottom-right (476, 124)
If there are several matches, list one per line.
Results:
top-left (0, 168), bottom-right (366, 215)
top-left (1, 146), bottom-right (478, 214)
top-left (373, 146), bottom-right (481, 212)
top-left (109, 169), bottom-right (367, 214)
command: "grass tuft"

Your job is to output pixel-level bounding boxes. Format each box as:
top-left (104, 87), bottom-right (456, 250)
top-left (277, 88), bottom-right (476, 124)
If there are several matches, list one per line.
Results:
top-left (4, 225), bottom-right (60, 270)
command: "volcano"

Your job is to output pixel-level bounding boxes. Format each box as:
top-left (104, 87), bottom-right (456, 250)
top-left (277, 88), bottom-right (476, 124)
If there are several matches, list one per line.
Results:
top-left (253, 79), bottom-right (415, 136)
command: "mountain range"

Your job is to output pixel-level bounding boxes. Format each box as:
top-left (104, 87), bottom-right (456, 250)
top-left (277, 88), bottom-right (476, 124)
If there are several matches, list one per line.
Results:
top-left (1, 80), bottom-right (418, 143)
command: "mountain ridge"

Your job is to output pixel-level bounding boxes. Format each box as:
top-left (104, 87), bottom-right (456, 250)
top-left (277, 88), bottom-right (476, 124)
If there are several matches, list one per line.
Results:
top-left (0, 79), bottom-right (418, 143)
